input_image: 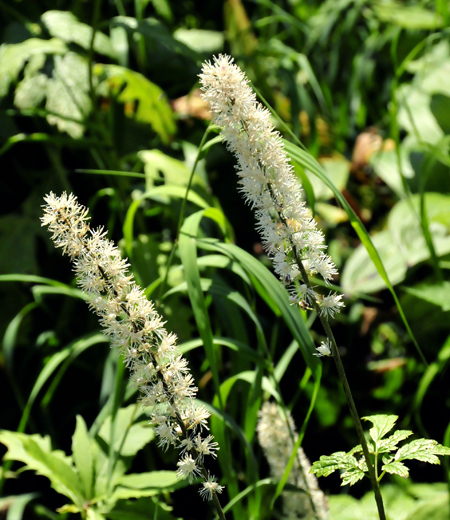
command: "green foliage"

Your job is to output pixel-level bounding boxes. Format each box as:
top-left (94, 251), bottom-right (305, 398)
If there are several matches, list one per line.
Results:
top-left (0, 409), bottom-right (182, 518)
top-left (311, 415), bottom-right (450, 485)
top-left (1, 0), bottom-right (450, 518)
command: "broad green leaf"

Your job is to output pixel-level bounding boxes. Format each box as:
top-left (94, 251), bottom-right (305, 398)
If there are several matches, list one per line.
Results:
top-left (14, 73), bottom-right (48, 109)
top-left (396, 438), bottom-right (450, 465)
top-left (342, 230), bottom-right (407, 293)
top-left (0, 431), bottom-right (84, 507)
top-left (42, 10), bottom-right (115, 58)
top-left (0, 38), bottom-right (66, 98)
top-left (72, 416), bottom-right (94, 499)
top-left (404, 282), bottom-right (450, 312)
top-left (117, 471), bottom-right (179, 490)
top-left (308, 156), bottom-right (349, 201)
top-left (173, 28), bottom-right (224, 53)
top-left (46, 52), bottom-right (91, 138)
top-left (98, 404), bottom-right (154, 458)
top-left (107, 497), bottom-right (179, 520)
top-left (138, 149), bottom-right (205, 189)
top-left (123, 187), bottom-right (209, 258)
top-left (362, 415), bottom-right (398, 446)
top-left (94, 64), bottom-right (175, 144)
top-left (404, 494), bottom-right (449, 520)
top-left (382, 460), bottom-right (409, 478)
top-left (18, 334), bottom-right (107, 433)
top-left (372, 3), bottom-right (444, 29)
top-left (111, 471), bottom-right (189, 500)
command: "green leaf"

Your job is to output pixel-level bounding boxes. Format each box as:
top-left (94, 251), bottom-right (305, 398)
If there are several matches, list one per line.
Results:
top-left (0, 492), bottom-right (38, 520)
top-left (0, 431), bottom-right (84, 507)
top-left (98, 404), bottom-right (154, 458)
top-left (378, 430), bottom-right (414, 454)
top-left (173, 28), bottom-right (224, 54)
top-left (404, 494), bottom-right (450, 520)
top-left (382, 460), bottom-right (409, 478)
top-left (197, 238), bottom-right (319, 376)
top-left (111, 471), bottom-right (189, 500)
top-left (107, 497), bottom-right (179, 520)
top-left (94, 64), bottom-right (175, 144)
top-left (72, 416), bottom-right (94, 499)
top-left (179, 211), bottom-right (223, 401)
top-left (396, 438), bottom-right (450, 465)
top-left (42, 10), bottom-right (116, 58)
top-left (362, 415), bottom-right (398, 445)
top-left (404, 282), bottom-right (450, 312)
top-left (283, 139), bottom-right (425, 365)
top-left (0, 38), bottom-right (67, 98)
top-left (45, 52), bottom-right (91, 138)
top-left (310, 451), bottom-right (366, 485)
top-left (373, 3), bottom-right (444, 30)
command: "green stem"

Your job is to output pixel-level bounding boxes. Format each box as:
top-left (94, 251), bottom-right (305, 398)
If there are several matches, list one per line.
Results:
top-left (297, 260), bottom-right (386, 520)
top-left (267, 184), bottom-right (386, 519)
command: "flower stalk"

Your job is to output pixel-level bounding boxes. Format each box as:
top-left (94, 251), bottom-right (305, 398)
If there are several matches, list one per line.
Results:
top-left (199, 54), bottom-right (386, 520)
top-left (41, 192), bottom-right (225, 518)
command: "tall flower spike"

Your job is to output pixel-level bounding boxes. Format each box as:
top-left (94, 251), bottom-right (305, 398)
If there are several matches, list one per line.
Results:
top-left (199, 55), bottom-right (343, 320)
top-left (41, 192), bottom-right (223, 501)
top-left (257, 402), bottom-right (328, 520)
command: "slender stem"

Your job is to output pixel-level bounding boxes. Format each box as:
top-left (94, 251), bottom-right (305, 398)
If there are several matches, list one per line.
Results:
top-left (267, 185), bottom-right (386, 520)
top-left (297, 260), bottom-right (386, 520)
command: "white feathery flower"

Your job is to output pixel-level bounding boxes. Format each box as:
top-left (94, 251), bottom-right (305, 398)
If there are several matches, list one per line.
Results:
top-left (199, 473), bottom-right (225, 501)
top-left (257, 402), bottom-right (328, 519)
top-left (319, 292), bottom-right (345, 319)
top-left (199, 55), bottom-right (342, 318)
top-left (313, 339), bottom-right (332, 358)
top-left (176, 454), bottom-right (201, 483)
top-left (41, 192), bottom-right (222, 499)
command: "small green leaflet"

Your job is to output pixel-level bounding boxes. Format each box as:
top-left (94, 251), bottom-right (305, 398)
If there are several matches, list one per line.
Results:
top-left (310, 414), bottom-right (450, 484)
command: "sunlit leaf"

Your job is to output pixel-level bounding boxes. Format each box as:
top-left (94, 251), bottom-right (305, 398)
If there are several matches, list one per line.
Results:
top-left (94, 64), bottom-right (175, 144)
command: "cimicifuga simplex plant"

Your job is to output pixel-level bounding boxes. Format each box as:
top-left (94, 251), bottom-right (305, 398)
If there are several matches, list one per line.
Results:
top-left (200, 54), bottom-right (450, 519)
top-left (257, 402), bottom-right (328, 520)
top-left (41, 192), bottom-right (226, 518)
top-left (198, 53), bottom-right (384, 520)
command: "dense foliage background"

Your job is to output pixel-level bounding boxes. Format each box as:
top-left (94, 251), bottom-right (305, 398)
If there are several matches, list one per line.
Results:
top-left (1, 0), bottom-right (450, 519)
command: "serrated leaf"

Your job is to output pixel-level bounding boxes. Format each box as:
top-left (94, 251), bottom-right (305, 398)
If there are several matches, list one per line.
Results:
top-left (46, 52), bottom-right (91, 138)
top-left (378, 430), bottom-right (414, 454)
top-left (0, 431), bottom-right (84, 507)
top-left (310, 452), bottom-right (356, 478)
top-left (362, 415), bottom-right (398, 446)
top-left (94, 64), bottom-right (175, 144)
top-left (382, 460), bottom-right (409, 478)
top-left (341, 467), bottom-right (366, 486)
top-left (42, 10), bottom-right (115, 58)
top-left (396, 439), bottom-right (450, 465)
top-left (72, 416), bottom-right (94, 499)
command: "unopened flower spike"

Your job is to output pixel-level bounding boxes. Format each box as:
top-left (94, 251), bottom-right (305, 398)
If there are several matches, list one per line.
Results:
top-left (41, 192), bottom-right (223, 502)
top-left (199, 55), bottom-right (344, 328)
